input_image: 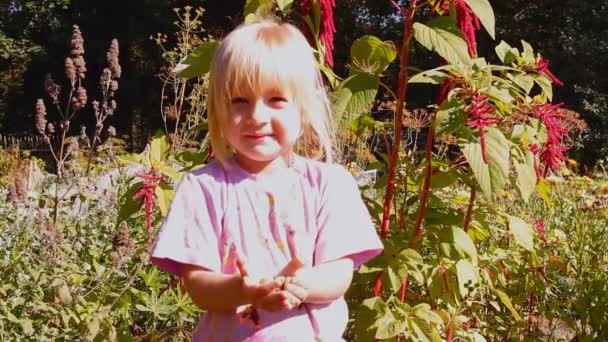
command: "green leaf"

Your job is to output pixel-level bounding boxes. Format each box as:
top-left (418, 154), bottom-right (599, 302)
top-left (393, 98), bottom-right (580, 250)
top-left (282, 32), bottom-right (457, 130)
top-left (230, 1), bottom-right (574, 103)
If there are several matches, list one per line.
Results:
top-left (495, 41), bottom-right (511, 63)
top-left (461, 127), bottom-right (510, 201)
top-left (117, 152), bottom-right (145, 166)
top-left (495, 289), bottom-right (523, 321)
top-left (174, 40), bottom-right (220, 79)
top-left (434, 97), bottom-right (466, 135)
top-left (155, 183), bottom-right (175, 217)
top-left (412, 304), bottom-right (443, 324)
top-left (495, 40), bottom-right (519, 64)
top-left (430, 169), bottom-right (459, 189)
top-left (534, 74), bottom-right (553, 101)
top-left (356, 297), bottom-right (399, 340)
top-left (332, 73), bottom-right (379, 122)
top-left (456, 259), bottom-right (477, 298)
top-left (535, 178), bottom-right (553, 207)
top-left (157, 163), bottom-right (182, 182)
top-left (350, 114), bottom-right (377, 133)
top-left (409, 69), bottom-right (450, 84)
top-left (508, 215), bottom-right (534, 251)
top-left (276, 0), bottom-right (294, 13)
top-left (508, 73), bottom-right (535, 94)
top-left (117, 181), bottom-right (144, 221)
top-left (350, 35), bottom-right (397, 75)
top-left (451, 226), bottom-right (478, 264)
top-left (521, 40), bottom-right (535, 64)
top-left (243, 0), bottom-right (274, 23)
top-left (150, 131), bottom-right (171, 163)
top-left (513, 150), bottom-right (537, 202)
top-left (413, 18), bottom-right (471, 66)
top-left (463, 0), bottom-right (495, 39)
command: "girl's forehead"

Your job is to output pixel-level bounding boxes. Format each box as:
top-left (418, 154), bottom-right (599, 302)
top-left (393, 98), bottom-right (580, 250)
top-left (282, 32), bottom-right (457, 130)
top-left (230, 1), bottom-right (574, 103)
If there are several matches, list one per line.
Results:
top-left (227, 72), bottom-right (296, 97)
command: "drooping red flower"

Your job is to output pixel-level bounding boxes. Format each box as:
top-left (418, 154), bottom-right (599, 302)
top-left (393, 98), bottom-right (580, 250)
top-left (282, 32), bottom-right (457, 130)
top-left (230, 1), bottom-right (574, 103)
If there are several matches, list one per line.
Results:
top-left (133, 169), bottom-right (163, 244)
top-left (536, 57), bottom-right (564, 86)
top-left (453, 0), bottom-right (480, 57)
top-left (529, 102), bottom-right (569, 177)
top-left (532, 219), bottom-right (548, 244)
top-left (299, 0), bottom-right (336, 67)
top-left (432, 0), bottom-right (480, 57)
top-left (466, 91), bottom-right (500, 164)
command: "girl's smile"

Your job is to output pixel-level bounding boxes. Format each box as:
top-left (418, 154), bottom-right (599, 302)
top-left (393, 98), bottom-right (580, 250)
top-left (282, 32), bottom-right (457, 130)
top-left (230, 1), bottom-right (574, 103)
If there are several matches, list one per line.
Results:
top-left (224, 87), bottom-right (302, 174)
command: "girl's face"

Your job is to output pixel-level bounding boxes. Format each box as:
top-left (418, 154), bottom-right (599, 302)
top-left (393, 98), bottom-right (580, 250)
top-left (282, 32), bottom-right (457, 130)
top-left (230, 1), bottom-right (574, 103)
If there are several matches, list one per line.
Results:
top-left (223, 85), bottom-right (302, 173)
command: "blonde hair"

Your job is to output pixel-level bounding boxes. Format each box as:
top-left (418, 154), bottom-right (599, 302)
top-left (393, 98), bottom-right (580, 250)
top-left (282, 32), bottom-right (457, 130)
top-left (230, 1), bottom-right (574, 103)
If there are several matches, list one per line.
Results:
top-left (207, 18), bottom-right (335, 164)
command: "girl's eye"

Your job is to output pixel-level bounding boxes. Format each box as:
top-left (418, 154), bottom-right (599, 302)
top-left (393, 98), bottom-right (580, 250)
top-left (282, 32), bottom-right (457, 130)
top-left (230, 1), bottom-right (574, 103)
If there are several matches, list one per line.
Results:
top-left (231, 97), bottom-right (249, 105)
top-left (269, 96), bottom-right (287, 103)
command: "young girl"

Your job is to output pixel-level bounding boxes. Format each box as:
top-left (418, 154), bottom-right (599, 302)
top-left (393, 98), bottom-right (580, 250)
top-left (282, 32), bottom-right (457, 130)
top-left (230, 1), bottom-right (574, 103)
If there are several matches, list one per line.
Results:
top-left (151, 18), bottom-right (383, 341)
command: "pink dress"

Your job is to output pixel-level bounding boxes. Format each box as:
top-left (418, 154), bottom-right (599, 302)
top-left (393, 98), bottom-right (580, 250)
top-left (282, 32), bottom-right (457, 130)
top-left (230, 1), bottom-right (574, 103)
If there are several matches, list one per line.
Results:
top-left (150, 155), bottom-right (383, 341)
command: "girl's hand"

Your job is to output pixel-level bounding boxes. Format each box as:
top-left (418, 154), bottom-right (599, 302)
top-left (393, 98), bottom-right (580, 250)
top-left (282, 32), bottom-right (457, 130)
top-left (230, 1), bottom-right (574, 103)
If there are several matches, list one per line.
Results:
top-left (237, 257), bottom-right (298, 312)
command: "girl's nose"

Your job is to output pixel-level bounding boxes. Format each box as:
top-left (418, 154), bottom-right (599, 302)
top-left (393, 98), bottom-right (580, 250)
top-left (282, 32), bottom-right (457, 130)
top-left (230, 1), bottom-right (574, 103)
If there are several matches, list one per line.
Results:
top-left (250, 100), bottom-right (271, 123)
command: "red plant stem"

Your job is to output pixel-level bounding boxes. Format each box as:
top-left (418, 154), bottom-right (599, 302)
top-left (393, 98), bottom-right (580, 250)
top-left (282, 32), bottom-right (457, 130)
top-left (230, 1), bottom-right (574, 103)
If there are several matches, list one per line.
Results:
top-left (380, 0), bottom-right (418, 239)
top-left (463, 187), bottom-right (476, 232)
top-left (373, 272), bottom-right (383, 297)
top-left (409, 117), bottom-right (435, 248)
top-left (398, 274), bottom-right (409, 302)
top-left (446, 326), bottom-right (453, 342)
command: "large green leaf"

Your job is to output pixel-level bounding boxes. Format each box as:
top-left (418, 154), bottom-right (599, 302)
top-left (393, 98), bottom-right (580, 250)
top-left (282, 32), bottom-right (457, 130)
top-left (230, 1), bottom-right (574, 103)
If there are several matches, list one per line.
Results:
top-left (174, 40), bottom-right (220, 79)
top-left (461, 127), bottom-right (510, 200)
top-left (413, 18), bottom-right (471, 66)
top-left (350, 35), bottom-right (397, 75)
top-left (117, 181), bottom-right (144, 221)
top-left (155, 183), bottom-right (175, 217)
top-left (150, 131), bottom-right (171, 164)
top-left (535, 178), bottom-right (553, 207)
top-left (495, 40), bottom-right (518, 64)
top-left (456, 259), bottom-right (477, 298)
top-left (412, 304), bottom-right (443, 325)
top-left (355, 297), bottom-right (401, 340)
top-left (332, 73), bottom-right (379, 122)
top-left (463, 0), bottom-right (495, 39)
top-left (508, 215), bottom-right (534, 251)
top-left (386, 249), bottom-right (424, 293)
top-left (434, 97), bottom-right (466, 136)
top-left (243, 0), bottom-right (273, 23)
top-left (495, 289), bottom-right (523, 321)
top-left (408, 69), bottom-right (450, 84)
top-left (508, 73), bottom-right (535, 94)
top-left (534, 74), bottom-right (553, 101)
top-left (276, 0), bottom-right (294, 14)
top-left (513, 150), bottom-right (537, 202)
top-left (451, 226), bottom-right (478, 264)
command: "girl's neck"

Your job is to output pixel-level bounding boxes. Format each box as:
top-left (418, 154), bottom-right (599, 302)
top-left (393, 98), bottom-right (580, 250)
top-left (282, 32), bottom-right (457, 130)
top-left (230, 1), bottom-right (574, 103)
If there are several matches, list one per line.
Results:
top-left (233, 152), bottom-right (295, 176)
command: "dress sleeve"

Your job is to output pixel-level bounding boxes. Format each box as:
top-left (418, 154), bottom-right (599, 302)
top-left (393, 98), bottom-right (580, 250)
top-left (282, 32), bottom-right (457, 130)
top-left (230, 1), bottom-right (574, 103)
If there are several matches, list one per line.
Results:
top-left (314, 165), bottom-right (383, 268)
top-left (150, 172), bottom-right (223, 275)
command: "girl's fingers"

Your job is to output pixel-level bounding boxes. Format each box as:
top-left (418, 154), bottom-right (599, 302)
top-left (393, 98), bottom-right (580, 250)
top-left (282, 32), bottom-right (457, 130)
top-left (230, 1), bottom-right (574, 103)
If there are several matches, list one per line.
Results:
top-left (236, 257), bottom-right (249, 277)
top-left (283, 282), bottom-right (308, 302)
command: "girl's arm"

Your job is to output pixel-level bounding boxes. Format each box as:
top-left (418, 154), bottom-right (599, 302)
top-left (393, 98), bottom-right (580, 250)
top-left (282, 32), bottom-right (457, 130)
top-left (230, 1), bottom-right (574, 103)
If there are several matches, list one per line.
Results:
top-left (180, 263), bottom-right (298, 313)
top-left (283, 257), bottom-right (354, 304)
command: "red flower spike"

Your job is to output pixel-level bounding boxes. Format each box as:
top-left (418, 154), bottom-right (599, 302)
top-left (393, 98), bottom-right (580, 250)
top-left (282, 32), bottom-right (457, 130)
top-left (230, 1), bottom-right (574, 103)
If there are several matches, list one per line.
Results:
top-left (466, 91), bottom-right (500, 164)
top-left (299, 0), bottom-right (336, 67)
top-left (528, 102), bottom-right (570, 177)
top-left (536, 58), bottom-right (564, 86)
top-left (454, 0), bottom-right (480, 57)
top-left (133, 169), bottom-right (163, 244)
top-left (532, 219), bottom-right (548, 245)
top-left (434, 0), bottom-right (480, 57)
